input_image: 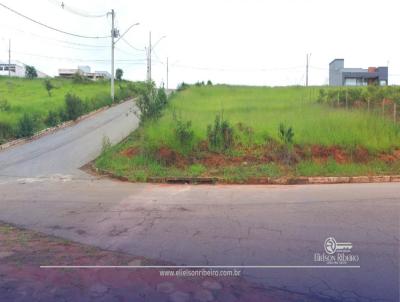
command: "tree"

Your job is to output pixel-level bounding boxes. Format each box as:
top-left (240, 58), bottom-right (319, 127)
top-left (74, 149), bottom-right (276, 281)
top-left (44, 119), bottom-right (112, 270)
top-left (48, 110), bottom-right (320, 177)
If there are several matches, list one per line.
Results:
top-left (44, 79), bottom-right (54, 96)
top-left (116, 68), bottom-right (123, 81)
top-left (25, 65), bottom-right (38, 79)
top-left (116, 68), bottom-right (123, 89)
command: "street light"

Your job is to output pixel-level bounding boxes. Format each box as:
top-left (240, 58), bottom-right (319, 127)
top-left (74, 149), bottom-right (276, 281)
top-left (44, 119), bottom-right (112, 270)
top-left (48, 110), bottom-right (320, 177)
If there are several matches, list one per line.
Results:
top-left (151, 35), bottom-right (166, 51)
top-left (147, 34), bottom-right (166, 82)
top-left (110, 15), bottom-right (140, 100)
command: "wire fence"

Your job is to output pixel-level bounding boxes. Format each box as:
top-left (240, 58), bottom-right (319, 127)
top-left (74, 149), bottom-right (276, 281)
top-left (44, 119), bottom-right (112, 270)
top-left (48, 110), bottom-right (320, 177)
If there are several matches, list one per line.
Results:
top-left (317, 87), bottom-right (400, 124)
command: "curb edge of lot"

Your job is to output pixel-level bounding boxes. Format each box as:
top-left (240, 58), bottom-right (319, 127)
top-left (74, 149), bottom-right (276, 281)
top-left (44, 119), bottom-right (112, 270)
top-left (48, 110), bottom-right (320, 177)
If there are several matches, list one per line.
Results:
top-left (93, 166), bottom-right (400, 185)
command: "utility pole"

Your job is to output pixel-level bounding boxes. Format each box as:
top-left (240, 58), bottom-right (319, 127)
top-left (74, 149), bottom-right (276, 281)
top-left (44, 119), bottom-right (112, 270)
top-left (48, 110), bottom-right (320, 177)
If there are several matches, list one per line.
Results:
top-left (147, 31), bottom-right (152, 82)
top-left (306, 53), bottom-right (311, 87)
top-left (166, 57), bottom-right (169, 90)
top-left (8, 39), bottom-right (11, 77)
top-left (110, 9), bottom-right (116, 101)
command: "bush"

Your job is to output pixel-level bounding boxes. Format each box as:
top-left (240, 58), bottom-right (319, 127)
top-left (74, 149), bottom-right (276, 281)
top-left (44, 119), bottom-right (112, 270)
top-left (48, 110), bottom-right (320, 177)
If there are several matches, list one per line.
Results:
top-left (44, 79), bottom-right (54, 96)
top-left (0, 121), bottom-right (14, 142)
top-left (157, 87), bottom-right (168, 107)
top-left (65, 93), bottom-right (84, 121)
top-left (278, 123), bottom-right (295, 164)
top-left (0, 99), bottom-right (11, 111)
top-left (207, 113), bottom-right (234, 152)
top-left (177, 82), bottom-right (190, 91)
top-left (72, 72), bottom-right (89, 84)
top-left (134, 83), bottom-right (168, 123)
top-left (174, 116), bottom-right (194, 147)
top-left (45, 110), bottom-right (60, 127)
top-left (25, 65), bottom-right (38, 79)
top-left (278, 123), bottom-right (294, 145)
top-left (116, 68), bottom-right (123, 81)
top-left (17, 113), bottom-right (36, 138)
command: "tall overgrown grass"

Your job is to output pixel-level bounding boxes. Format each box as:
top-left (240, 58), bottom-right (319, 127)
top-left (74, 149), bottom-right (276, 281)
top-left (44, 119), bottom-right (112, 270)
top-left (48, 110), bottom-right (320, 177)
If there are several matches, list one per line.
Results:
top-left (143, 85), bottom-right (400, 153)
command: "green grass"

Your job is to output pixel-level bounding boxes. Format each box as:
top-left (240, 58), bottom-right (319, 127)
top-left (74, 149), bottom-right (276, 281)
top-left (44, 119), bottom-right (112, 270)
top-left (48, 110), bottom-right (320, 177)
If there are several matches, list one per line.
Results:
top-left (95, 85), bottom-right (400, 182)
top-left (0, 77), bottom-right (110, 126)
top-left (0, 76), bottom-right (139, 142)
top-left (146, 85), bottom-right (400, 152)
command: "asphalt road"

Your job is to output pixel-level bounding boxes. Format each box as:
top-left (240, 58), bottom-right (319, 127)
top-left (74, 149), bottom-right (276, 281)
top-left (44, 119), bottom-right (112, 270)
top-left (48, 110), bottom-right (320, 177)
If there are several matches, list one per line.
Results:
top-left (0, 101), bottom-right (399, 301)
top-left (0, 100), bottom-right (138, 178)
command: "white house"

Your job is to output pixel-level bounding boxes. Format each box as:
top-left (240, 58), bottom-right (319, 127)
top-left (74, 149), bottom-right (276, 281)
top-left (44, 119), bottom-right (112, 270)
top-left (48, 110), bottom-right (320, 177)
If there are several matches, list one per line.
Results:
top-left (58, 65), bottom-right (111, 80)
top-left (0, 60), bottom-right (48, 78)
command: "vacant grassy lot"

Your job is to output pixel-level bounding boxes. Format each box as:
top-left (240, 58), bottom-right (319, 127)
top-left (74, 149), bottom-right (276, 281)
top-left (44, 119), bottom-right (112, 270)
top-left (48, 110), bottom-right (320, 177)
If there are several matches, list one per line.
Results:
top-left (0, 77), bottom-right (107, 124)
top-left (96, 85), bottom-right (400, 182)
top-left (0, 76), bottom-right (138, 142)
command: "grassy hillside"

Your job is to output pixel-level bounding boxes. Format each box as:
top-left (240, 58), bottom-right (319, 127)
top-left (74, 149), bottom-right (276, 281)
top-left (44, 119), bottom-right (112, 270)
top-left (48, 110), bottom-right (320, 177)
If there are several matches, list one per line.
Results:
top-left (96, 85), bottom-right (400, 182)
top-left (146, 85), bottom-right (399, 151)
top-left (0, 76), bottom-right (140, 142)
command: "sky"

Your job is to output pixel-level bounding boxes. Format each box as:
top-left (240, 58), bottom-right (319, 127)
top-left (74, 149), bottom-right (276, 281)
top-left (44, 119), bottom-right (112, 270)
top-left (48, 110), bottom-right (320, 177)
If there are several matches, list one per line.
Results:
top-left (1, 0), bottom-right (400, 88)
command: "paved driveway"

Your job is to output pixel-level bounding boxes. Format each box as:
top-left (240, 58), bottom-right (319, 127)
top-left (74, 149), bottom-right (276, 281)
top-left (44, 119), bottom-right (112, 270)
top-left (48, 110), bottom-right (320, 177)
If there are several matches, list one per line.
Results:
top-left (0, 101), bottom-right (399, 301)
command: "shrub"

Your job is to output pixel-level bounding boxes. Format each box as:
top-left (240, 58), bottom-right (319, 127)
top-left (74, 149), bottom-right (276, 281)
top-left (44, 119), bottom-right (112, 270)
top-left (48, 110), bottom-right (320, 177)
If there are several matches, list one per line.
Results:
top-left (116, 68), bottom-right (123, 81)
top-left (45, 110), bottom-right (60, 127)
top-left (177, 82), bottom-right (190, 91)
top-left (174, 117), bottom-right (194, 147)
top-left (58, 108), bottom-right (69, 122)
top-left (0, 121), bottom-right (14, 142)
top-left (65, 93), bottom-right (84, 120)
top-left (278, 123), bottom-right (294, 145)
top-left (0, 99), bottom-right (11, 111)
top-left (278, 123), bottom-right (295, 164)
top-left (25, 65), bottom-right (38, 79)
top-left (157, 87), bottom-right (168, 107)
top-left (134, 83), bottom-right (168, 123)
top-left (17, 113), bottom-right (36, 138)
top-left (207, 113), bottom-right (234, 152)
top-left (72, 72), bottom-right (88, 84)
top-left (44, 79), bottom-right (54, 96)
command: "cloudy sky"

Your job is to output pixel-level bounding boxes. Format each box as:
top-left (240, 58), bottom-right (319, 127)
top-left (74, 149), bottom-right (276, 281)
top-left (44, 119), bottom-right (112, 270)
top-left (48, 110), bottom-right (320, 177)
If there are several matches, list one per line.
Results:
top-left (1, 0), bottom-right (400, 87)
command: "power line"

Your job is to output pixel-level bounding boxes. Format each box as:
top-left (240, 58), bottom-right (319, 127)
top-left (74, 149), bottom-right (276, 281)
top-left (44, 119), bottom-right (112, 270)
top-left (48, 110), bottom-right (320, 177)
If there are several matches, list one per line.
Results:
top-left (47, 0), bottom-right (107, 18)
top-left (0, 2), bottom-right (110, 39)
top-left (0, 24), bottom-right (109, 48)
top-left (171, 64), bottom-right (304, 72)
top-left (121, 37), bottom-right (145, 52)
top-left (13, 50), bottom-right (147, 63)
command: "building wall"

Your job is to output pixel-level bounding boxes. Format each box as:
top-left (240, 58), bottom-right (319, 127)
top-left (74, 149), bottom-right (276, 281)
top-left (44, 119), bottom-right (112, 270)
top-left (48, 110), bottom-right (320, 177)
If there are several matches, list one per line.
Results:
top-left (0, 63), bottom-right (47, 78)
top-left (329, 59), bottom-right (344, 86)
top-left (329, 59), bottom-right (389, 87)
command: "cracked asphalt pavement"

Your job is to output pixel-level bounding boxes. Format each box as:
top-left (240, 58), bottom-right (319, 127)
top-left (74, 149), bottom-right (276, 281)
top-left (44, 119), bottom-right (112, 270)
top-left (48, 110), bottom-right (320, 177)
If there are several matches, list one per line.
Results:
top-left (0, 100), bottom-right (399, 301)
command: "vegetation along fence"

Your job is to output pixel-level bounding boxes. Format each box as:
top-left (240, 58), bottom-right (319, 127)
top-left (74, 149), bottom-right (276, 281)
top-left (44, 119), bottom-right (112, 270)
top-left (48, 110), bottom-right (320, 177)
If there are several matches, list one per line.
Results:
top-left (317, 86), bottom-right (400, 123)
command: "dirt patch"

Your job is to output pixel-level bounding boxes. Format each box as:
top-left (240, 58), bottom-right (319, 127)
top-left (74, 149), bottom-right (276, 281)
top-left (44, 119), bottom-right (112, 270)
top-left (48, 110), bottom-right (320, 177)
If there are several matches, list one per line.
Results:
top-left (120, 147), bottom-right (140, 158)
top-left (311, 145), bottom-right (349, 163)
top-left (379, 149), bottom-right (400, 163)
top-left (117, 143), bottom-right (398, 171)
top-left (352, 147), bottom-right (370, 163)
top-left (155, 146), bottom-right (188, 168)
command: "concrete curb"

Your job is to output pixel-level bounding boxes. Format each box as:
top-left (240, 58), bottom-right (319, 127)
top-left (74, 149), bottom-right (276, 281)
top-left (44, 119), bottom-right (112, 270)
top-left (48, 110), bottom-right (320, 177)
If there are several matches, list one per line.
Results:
top-left (94, 165), bottom-right (400, 185)
top-left (0, 99), bottom-right (132, 152)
